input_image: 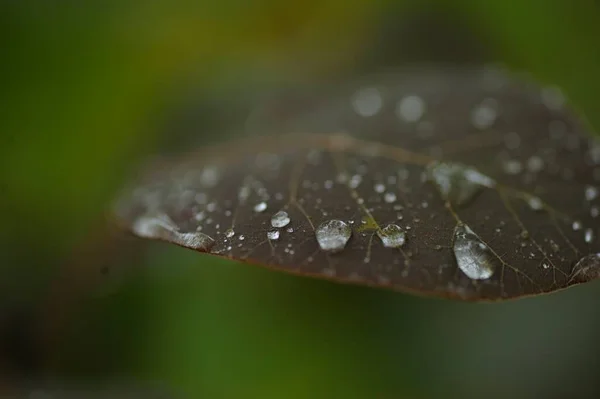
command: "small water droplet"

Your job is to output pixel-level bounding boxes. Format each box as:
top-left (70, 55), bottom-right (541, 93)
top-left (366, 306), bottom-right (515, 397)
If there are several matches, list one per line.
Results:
top-left (585, 185), bottom-right (598, 201)
top-left (271, 210), bottom-right (291, 228)
top-left (377, 224), bottom-right (406, 248)
top-left (550, 240), bottom-right (560, 253)
top-left (526, 156), bottom-right (545, 173)
top-left (540, 86), bottom-right (565, 111)
top-left (503, 159), bottom-right (523, 175)
top-left (471, 98), bottom-right (497, 129)
top-left (585, 228), bottom-right (595, 244)
top-left (573, 220), bottom-right (582, 231)
top-left (374, 183), bottom-right (386, 193)
top-left (520, 230), bottom-right (530, 239)
top-left (453, 224), bottom-right (495, 280)
top-left (384, 192), bottom-right (397, 203)
top-left (542, 262), bottom-right (550, 269)
top-left (426, 161), bottom-right (495, 206)
top-left (254, 202), bottom-right (267, 213)
top-left (315, 220), bottom-right (352, 253)
top-left (527, 196), bottom-right (543, 211)
top-left (349, 174), bottom-right (362, 189)
top-left (352, 87), bottom-right (383, 117)
top-left (286, 227), bottom-right (294, 233)
top-left (591, 206), bottom-right (599, 218)
top-left (267, 230), bottom-right (280, 240)
top-left (396, 95), bottom-right (425, 122)
top-left (504, 132), bottom-right (521, 150)
top-left (225, 228), bottom-right (235, 238)
top-left (239, 235), bottom-right (245, 241)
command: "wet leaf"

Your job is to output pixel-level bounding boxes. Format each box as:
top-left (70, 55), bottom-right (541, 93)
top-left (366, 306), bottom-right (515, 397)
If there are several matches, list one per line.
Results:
top-left (113, 66), bottom-right (600, 301)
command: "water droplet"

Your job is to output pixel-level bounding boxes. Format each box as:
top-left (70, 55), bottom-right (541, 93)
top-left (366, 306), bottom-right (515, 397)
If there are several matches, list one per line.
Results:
top-left (471, 98), bottom-right (497, 129)
top-left (503, 159), bottom-right (523, 175)
top-left (225, 228), bottom-right (235, 238)
top-left (315, 220), bottom-right (352, 253)
top-left (352, 87), bottom-right (383, 117)
top-left (349, 174), bottom-right (362, 189)
top-left (396, 95), bottom-right (425, 122)
top-left (132, 214), bottom-right (215, 252)
top-left (585, 185), bottom-right (598, 201)
top-left (542, 262), bottom-right (550, 269)
top-left (550, 240), bottom-right (560, 253)
top-left (591, 206), bottom-right (599, 218)
top-left (239, 235), bottom-right (245, 241)
top-left (267, 230), bottom-right (280, 240)
top-left (573, 221), bottom-right (582, 231)
top-left (254, 202), bottom-right (267, 213)
top-left (585, 228), bottom-right (595, 244)
top-left (504, 132), bottom-right (521, 150)
top-left (540, 86), bottom-right (565, 111)
top-left (271, 211), bottom-right (291, 228)
top-left (200, 166), bottom-right (220, 187)
top-left (453, 224), bottom-right (496, 280)
top-left (324, 180), bottom-right (334, 189)
top-left (426, 161), bottom-right (495, 206)
top-left (377, 224), bottom-right (406, 248)
top-left (384, 192), bottom-right (397, 203)
top-left (286, 227), bottom-right (294, 233)
top-left (527, 196), bottom-right (543, 211)
top-left (526, 156), bottom-right (544, 173)
top-left (374, 183), bottom-right (386, 193)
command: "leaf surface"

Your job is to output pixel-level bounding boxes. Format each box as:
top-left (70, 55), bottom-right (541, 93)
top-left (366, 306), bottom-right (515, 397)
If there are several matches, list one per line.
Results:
top-left (114, 66), bottom-right (600, 301)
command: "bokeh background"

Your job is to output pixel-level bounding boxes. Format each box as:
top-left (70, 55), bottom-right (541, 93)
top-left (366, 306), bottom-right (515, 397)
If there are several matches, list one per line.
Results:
top-left (3, 1), bottom-right (600, 398)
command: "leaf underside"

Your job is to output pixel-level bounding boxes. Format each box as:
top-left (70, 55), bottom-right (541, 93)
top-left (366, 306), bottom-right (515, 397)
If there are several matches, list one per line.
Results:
top-left (114, 66), bottom-right (600, 301)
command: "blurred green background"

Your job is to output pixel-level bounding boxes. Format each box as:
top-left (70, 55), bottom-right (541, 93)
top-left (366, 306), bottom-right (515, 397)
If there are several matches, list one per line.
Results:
top-left (2, 1), bottom-right (600, 398)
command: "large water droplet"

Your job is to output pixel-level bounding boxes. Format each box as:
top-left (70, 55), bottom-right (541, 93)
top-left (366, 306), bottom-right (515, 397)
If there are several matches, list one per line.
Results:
top-left (132, 213), bottom-right (215, 251)
top-left (453, 224), bottom-right (496, 280)
top-left (315, 220), bottom-right (352, 253)
top-left (426, 161), bottom-right (496, 206)
top-left (377, 224), bottom-right (406, 248)
top-left (271, 210), bottom-right (291, 228)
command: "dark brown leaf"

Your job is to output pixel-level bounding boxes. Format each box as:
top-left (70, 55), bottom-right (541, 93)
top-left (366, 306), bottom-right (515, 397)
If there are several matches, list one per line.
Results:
top-left (113, 66), bottom-right (600, 301)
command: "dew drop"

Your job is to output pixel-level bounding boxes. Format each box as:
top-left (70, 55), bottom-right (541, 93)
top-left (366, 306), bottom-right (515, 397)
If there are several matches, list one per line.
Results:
top-left (526, 156), bottom-right (544, 173)
top-left (426, 161), bottom-right (496, 206)
top-left (132, 214), bottom-right (215, 252)
top-left (396, 95), bottom-right (425, 122)
top-left (573, 220), bottom-right (582, 231)
top-left (271, 211), bottom-right (291, 228)
top-left (585, 228), bottom-right (595, 244)
top-left (540, 86), bottom-right (565, 111)
top-left (453, 224), bottom-right (496, 280)
top-left (267, 230), bottom-right (280, 240)
top-left (238, 235), bottom-right (245, 241)
top-left (374, 183), bottom-right (386, 193)
top-left (591, 206), bottom-right (599, 218)
top-left (384, 192), bottom-right (397, 204)
top-left (585, 185), bottom-right (598, 201)
top-left (352, 87), bottom-right (383, 117)
top-left (315, 220), bottom-right (352, 253)
top-left (471, 98), bottom-right (497, 129)
top-left (225, 228), bottom-right (235, 238)
top-left (377, 224), bottom-right (406, 248)
top-left (527, 196), bottom-right (543, 211)
top-left (254, 202), bottom-right (267, 213)
top-left (503, 159), bottom-right (523, 175)
top-left (349, 174), bottom-right (362, 189)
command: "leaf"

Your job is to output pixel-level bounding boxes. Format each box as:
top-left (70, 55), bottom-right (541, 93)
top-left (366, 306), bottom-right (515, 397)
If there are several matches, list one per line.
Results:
top-left (113, 66), bottom-right (600, 301)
